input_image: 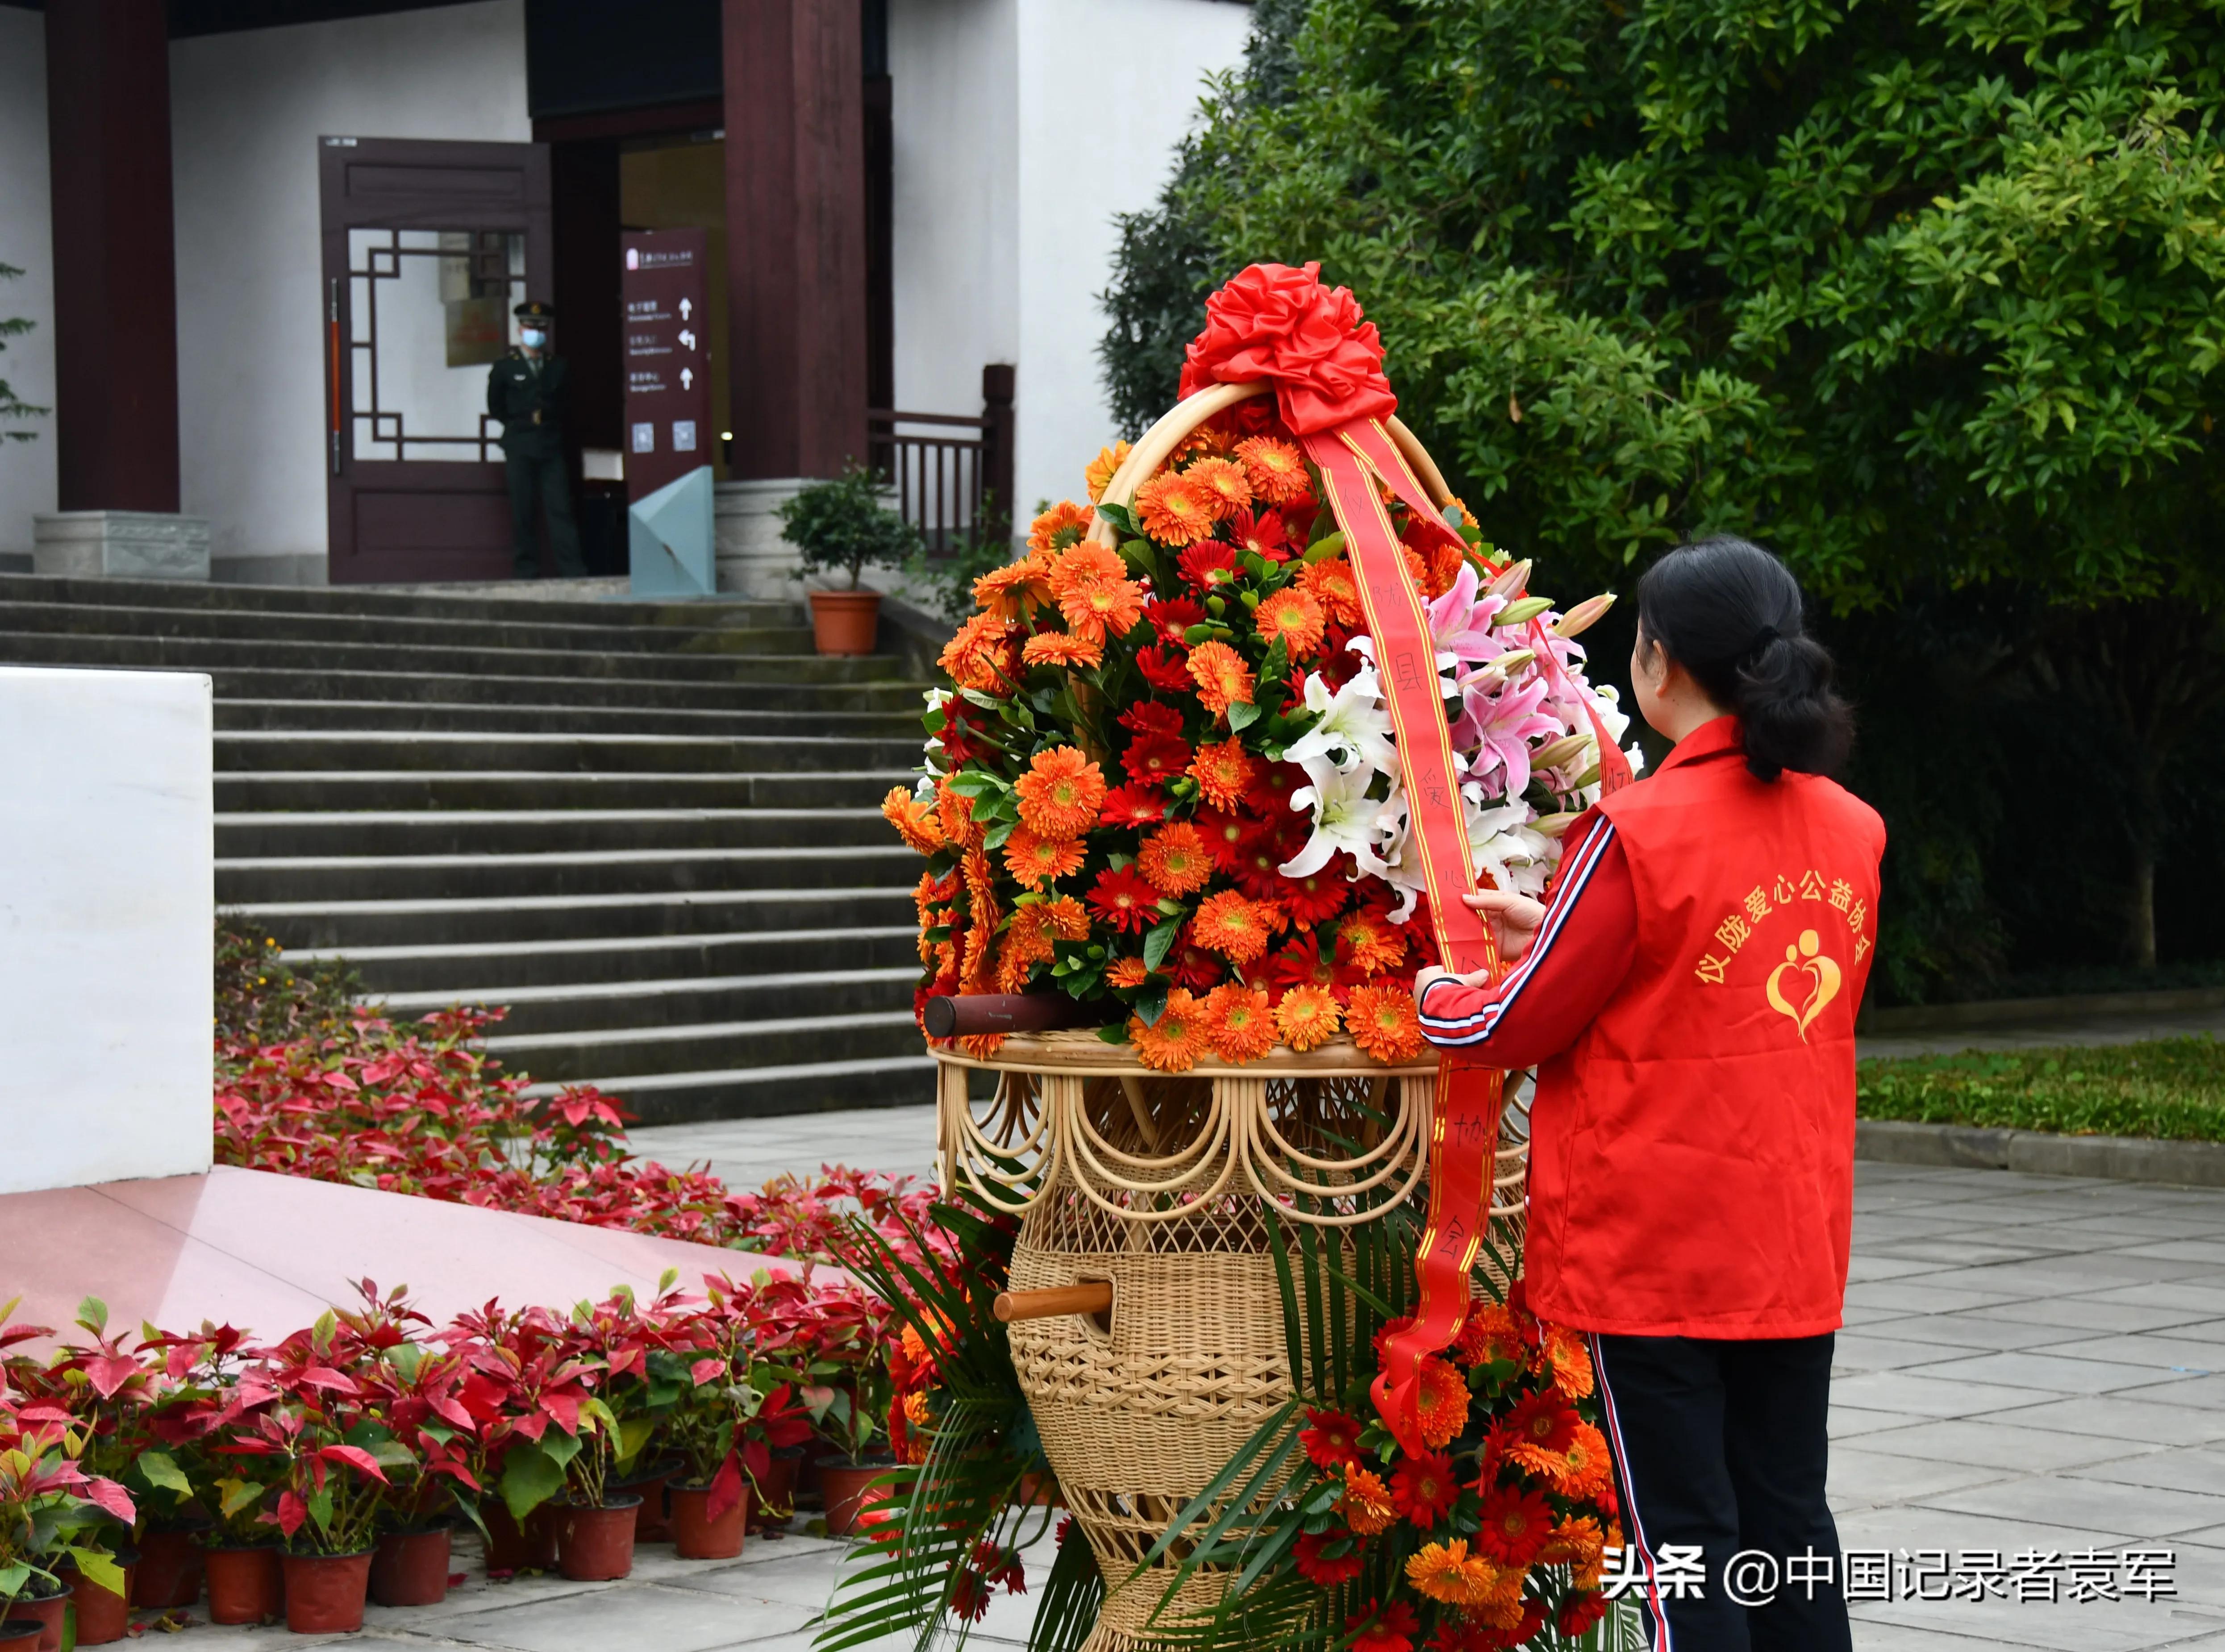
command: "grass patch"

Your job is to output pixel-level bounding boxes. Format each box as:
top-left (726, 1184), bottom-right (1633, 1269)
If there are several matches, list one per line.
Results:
top-left (1856, 1037), bottom-right (2225, 1143)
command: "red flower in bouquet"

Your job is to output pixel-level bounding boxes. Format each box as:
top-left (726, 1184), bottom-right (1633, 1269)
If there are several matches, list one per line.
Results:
top-left (1234, 434), bottom-right (1309, 504)
top-left (1167, 940), bottom-right (1224, 990)
top-left (1186, 641), bottom-right (1256, 718)
top-left (1120, 700), bottom-right (1186, 736)
top-left (1098, 785), bottom-right (1167, 828)
top-left (1203, 982), bottom-right (1274, 1061)
top-left (1293, 1529), bottom-right (1365, 1587)
top-left (1558, 1594), bottom-right (1609, 1639)
top-left (1192, 806), bottom-right (1252, 870)
top-left (1138, 822), bottom-right (1214, 895)
top-left (1134, 470), bottom-right (1217, 545)
top-left (1135, 645), bottom-right (1193, 691)
top-left (1177, 262), bottom-right (1395, 437)
top-left (1345, 1598), bottom-right (1419, 1652)
top-left (1144, 596), bottom-right (1205, 647)
top-left (1473, 1485), bottom-right (1553, 1569)
top-left (1122, 730), bottom-right (1192, 787)
top-left (1496, 1391), bottom-right (1581, 1476)
top-left (1226, 505), bottom-right (1290, 562)
top-left (1391, 1449), bottom-right (1458, 1530)
top-left (1279, 865), bottom-right (1350, 925)
top-left (1233, 814), bottom-right (1310, 899)
top-left (1087, 867), bottom-right (1160, 932)
top-left (1300, 1406), bottom-right (1364, 1472)
top-left (1014, 748), bottom-right (1107, 839)
top-left (1176, 540), bottom-right (1240, 591)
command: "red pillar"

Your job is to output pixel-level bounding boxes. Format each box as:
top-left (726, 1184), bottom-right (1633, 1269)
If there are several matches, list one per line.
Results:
top-left (45, 0), bottom-right (181, 514)
top-left (722, 0), bottom-right (869, 481)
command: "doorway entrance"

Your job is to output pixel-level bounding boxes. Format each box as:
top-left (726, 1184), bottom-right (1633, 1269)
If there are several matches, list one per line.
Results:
top-left (319, 137), bottom-right (552, 583)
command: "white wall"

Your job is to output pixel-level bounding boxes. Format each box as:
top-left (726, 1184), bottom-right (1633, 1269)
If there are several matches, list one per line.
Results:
top-left (0, 8), bottom-right (57, 563)
top-left (169, 0), bottom-right (532, 578)
top-left (0, 668), bottom-right (213, 1194)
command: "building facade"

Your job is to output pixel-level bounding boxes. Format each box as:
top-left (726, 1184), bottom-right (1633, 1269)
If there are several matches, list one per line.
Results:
top-left (0, 0), bottom-right (1248, 586)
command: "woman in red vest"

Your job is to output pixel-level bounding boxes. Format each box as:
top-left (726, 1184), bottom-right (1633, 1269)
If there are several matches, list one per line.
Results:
top-left (1414, 537), bottom-right (1883, 1652)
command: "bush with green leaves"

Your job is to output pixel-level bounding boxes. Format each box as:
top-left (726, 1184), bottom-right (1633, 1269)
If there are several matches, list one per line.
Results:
top-left (780, 465), bottom-right (926, 591)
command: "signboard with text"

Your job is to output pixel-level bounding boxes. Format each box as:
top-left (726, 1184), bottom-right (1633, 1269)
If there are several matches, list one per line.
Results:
top-left (621, 228), bottom-right (711, 503)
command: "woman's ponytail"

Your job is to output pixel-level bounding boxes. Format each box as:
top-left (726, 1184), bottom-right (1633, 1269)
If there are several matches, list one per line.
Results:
top-left (1634, 537), bottom-right (1853, 782)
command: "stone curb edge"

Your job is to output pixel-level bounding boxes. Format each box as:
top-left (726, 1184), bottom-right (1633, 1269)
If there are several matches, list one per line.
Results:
top-left (1856, 1118), bottom-right (2225, 1190)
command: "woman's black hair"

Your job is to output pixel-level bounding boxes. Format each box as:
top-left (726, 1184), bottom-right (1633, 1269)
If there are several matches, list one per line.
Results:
top-left (1634, 536), bottom-right (1853, 782)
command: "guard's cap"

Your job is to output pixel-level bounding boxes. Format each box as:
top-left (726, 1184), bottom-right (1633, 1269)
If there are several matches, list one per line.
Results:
top-left (514, 300), bottom-right (556, 321)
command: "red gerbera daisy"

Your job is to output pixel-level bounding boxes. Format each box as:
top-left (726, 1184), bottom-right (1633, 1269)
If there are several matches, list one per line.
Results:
top-left (1473, 1486), bottom-right (1554, 1570)
top-left (1121, 730), bottom-right (1192, 786)
top-left (1292, 1530), bottom-right (1365, 1587)
top-left (1144, 596), bottom-right (1206, 648)
top-left (1135, 645), bottom-right (1192, 692)
top-left (1191, 807), bottom-right (1252, 871)
top-left (1119, 700), bottom-right (1187, 737)
top-left (1496, 1391), bottom-right (1581, 1476)
top-left (1098, 784), bottom-right (1167, 828)
top-left (1176, 541), bottom-right (1239, 591)
top-left (1279, 866), bottom-right (1349, 925)
top-left (1391, 1450), bottom-right (1459, 1531)
top-left (1300, 1407), bottom-right (1363, 1472)
top-left (1226, 505), bottom-right (1290, 562)
top-left (1086, 867), bottom-right (1161, 933)
top-left (1346, 1600), bottom-right (1418, 1652)
top-left (1263, 933), bottom-right (1339, 1000)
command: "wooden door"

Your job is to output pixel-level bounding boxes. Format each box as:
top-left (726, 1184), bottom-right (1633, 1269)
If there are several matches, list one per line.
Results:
top-left (320, 137), bottom-right (554, 583)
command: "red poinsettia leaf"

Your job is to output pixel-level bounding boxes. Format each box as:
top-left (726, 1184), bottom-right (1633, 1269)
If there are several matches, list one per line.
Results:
top-left (740, 1435), bottom-right (771, 1493)
top-left (83, 1477), bottom-right (137, 1524)
top-left (84, 1354), bottom-right (141, 1400)
top-left (689, 1357), bottom-right (725, 1386)
top-left (276, 1490), bottom-right (307, 1537)
top-left (319, 1444), bottom-right (389, 1483)
top-left (704, 1448), bottom-right (743, 1525)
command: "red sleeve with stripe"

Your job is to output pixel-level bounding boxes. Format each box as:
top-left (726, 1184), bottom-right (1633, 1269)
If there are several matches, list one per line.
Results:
top-left (1413, 814), bottom-right (1637, 1069)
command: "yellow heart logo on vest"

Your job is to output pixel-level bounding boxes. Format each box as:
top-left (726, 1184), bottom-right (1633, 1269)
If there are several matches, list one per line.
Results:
top-left (1766, 928), bottom-right (1842, 1041)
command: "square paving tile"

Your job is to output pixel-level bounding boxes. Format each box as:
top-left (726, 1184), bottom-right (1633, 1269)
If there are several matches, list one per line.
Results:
top-left (2072, 1449), bottom-right (2225, 1499)
top-left (1978, 1395), bottom-right (2225, 1448)
top-left (1903, 1351), bottom-right (2201, 1397)
top-left (1829, 1445), bottom-right (2011, 1508)
top-left (1830, 1369), bottom-right (2075, 1420)
top-left (1852, 1419), bottom-right (2162, 1474)
top-left (1917, 1475), bottom-right (2225, 1541)
top-left (434, 1580), bottom-right (817, 1651)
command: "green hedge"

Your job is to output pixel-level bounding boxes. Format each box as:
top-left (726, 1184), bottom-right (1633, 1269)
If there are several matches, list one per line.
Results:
top-left (1857, 1038), bottom-right (2225, 1144)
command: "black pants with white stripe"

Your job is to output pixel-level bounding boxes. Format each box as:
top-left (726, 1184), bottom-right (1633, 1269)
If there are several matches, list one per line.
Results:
top-left (1592, 1332), bottom-right (1851, 1652)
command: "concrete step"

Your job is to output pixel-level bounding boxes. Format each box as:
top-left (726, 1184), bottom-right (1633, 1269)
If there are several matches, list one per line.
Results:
top-left (216, 808), bottom-right (897, 858)
top-left (0, 629), bottom-right (903, 684)
top-left (235, 885), bottom-right (917, 949)
top-left (0, 598), bottom-right (811, 657)
top-left (213, 730), bottom-right (925, 776)
top-left (484, 1007), bottom-right (923, 1083)
top-left (197, 667), bottom-right (931, 714)
top-left (523, 1053), bottom-right (940, 1124)
top-left (288, 925), bottom-right (922, 994)
top-left (213, 769), bottom-right (912, 812)
top-left (211, 699), bottom-right (921, 738)
top-left (381, 965), bottom-right (918, 1035)
top-left (0, 571), bottom-right (799, 630)
top-left (216, 844), bottom-right (921, 903)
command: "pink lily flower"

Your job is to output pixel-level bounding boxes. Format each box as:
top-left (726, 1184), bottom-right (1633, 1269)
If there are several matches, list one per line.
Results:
top-left (1450, 674), bottom-right (1563, 801)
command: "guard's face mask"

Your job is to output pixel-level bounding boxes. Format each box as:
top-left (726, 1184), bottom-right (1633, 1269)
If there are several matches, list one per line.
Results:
top-left (521, 329), bottom-right (549, 349)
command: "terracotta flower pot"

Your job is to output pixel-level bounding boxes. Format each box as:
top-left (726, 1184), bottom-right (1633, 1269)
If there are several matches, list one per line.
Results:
top-left (0, 1622), bottom-right (42, 1649)
top-left (752, 1448), bottom-right (801, 1527)
top-left (821, 1462), bottom-right (892, 1537)
top-left (1017, 1470), bottom-right (1062, 1507)
top-left (204, 1545), bottom-right (283, 1625)
top-left (369, 1525), bottom-right (451, 1607)
top-left (668, 1481), bottom-right (749, 1560)
top-left (68, 1563), bottom-right (134, 1646)
top-left (131, 1522), bottom-right (206, 1608)
top-left (558, 1497), bottom-right (641, 1582)
top-left (481, 1501), bottom-right (562, 1573)
top-left (615, 1458), bottom-right (679, 1544)
top-left (280, 1549), bottom-right (373, 1635)
top-left (808, 587), bottom-right (882, 655)
top-left (1, 1583), bottom-right (65, 1652)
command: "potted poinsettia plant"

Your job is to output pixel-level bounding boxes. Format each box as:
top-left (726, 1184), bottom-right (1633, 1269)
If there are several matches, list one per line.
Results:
top-left (661, 1273), bottom-right (814, 1558)
top-left (767, 1276), bottom-right (892, 1536)
top-left (779, 462), bottom-right (925, 655)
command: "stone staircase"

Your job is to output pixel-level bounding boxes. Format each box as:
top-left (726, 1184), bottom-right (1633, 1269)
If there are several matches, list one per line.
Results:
top-left (0, 573), bottom-right (937, 1122)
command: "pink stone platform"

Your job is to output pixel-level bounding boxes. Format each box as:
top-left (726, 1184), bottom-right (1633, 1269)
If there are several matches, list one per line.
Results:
top-left (0, 1166), bottom-right (805, 1349)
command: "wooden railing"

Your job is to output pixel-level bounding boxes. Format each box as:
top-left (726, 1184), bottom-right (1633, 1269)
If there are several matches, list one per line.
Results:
top-left (868, 363), bottom-right (1014, 553)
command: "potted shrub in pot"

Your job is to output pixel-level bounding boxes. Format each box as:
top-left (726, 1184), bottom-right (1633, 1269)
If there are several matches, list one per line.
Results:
top-left (0, 1336), bottom-right (138, 1652)
top-left (354, 1306), bottom-right (483, 1610)
top-left (553, 1399), bottom-right (638, 1581)
top-left (778, 463), bottom-right (925, 655)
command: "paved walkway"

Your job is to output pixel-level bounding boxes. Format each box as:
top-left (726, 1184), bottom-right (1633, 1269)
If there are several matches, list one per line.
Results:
top-left (1859, 1007), bottom-right (2225, 1062)
top-left (149, 1107), bottom-right (2225, 1652)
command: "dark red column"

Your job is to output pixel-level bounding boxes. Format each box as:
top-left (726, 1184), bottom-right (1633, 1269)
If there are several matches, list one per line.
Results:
top-left (45, 0), bottom-right (181, 514)
top-left (722, 0), bottom-right (869, 480)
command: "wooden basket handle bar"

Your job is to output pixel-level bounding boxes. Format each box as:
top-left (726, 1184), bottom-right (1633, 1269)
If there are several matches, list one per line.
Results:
top-left (1087, 382), bottom-right (1456, 547)
top-left (993, 1281), bottom-right (1115, 1323)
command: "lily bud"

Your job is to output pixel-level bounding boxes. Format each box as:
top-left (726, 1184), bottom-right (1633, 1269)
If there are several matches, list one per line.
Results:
top-left (1529, 733), bottom-right (1593, 773)
top-left (1497, 595), bottom-right (1555, 627)
top-left (1551, 593), bottom-right (1617, 640)
top-left (1473, 647), bottom-right (1537, 682)
top-left (1531, 812), bottom-right (1579, 839)
top-left (1487, 559), bottom-right (1532, 599)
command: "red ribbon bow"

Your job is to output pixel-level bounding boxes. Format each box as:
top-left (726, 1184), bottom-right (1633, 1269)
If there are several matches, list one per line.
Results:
top-left (1177, 262), bottom-right (1399, 436)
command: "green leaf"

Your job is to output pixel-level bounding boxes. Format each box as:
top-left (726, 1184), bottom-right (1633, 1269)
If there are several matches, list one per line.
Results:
top-left (1226, 699), bottom-right (1262, 732)
top-left (135, 1449), bottom-right (193, 1500)
top-left (1303, 531), bottom-right (1345, 564)
top-left (500, 1441), bottom-right (566, 1520)
top-left (1142, 916), bottom-right (1183, 973)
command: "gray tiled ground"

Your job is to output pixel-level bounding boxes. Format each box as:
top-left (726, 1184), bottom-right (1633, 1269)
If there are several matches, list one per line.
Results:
top-left (153, 1114), bottom-right (2225, 1650)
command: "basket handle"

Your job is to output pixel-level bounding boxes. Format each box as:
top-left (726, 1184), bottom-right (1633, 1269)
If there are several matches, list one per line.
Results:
top-left (1088, 383), bottom-right (1457, 546)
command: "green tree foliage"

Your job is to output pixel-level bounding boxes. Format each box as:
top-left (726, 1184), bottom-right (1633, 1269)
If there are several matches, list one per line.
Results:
top-left (1104, 0), bottom-right (2225, 985)
top-left (0, 261), bottom-right (45, 443)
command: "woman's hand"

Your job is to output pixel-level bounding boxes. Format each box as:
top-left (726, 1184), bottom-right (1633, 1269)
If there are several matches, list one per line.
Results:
top-left (1464, 886), bottom-right (1546, 965)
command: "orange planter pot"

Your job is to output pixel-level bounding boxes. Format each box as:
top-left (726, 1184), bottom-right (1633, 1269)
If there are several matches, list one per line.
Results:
top-left (558, 1498), bottom-right (640, 1581)
top-left (131, 1525), bottom-right (205, 1609)
top-left (808, 588), bottom-right (882, 656)
top-left (0, 1621), bottom-right (42, 1648)
top-left (69, 1564), bottom-right (133, 1646)
top-left (668, 1482), bottom-right (749, 1560)
top-left (481, 1502), bottom-right (562, 1573)
top-left (204, 1546), bottom-right (283, 1625)
top-left (369, 1526), bottom-right (451, 1607)
top-left (1, 1585), bottom-right (65, 1652)
top-left (820, 1463), bottom-right (892, 1537)
top-left (280, 1551), bottom-right (373, 1635)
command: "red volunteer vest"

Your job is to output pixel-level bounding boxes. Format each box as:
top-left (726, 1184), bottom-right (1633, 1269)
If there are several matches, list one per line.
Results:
top-left (1524, 716), bottom-right (1886, 1339)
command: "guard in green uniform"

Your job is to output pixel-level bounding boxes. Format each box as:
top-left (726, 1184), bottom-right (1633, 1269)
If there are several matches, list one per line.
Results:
top-left (487, 300), bottom-right (586, 579)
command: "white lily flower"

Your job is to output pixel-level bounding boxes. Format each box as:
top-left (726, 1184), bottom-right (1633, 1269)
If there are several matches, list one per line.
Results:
top-left (1283, 666), bottom-right (1398, 777)
top-left (1462, 785), bottom-right (1556, 898)
top-left (1281, 759), bottom-right (1396, 882)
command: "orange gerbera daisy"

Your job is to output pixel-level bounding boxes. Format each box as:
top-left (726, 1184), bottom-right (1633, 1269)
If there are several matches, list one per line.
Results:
top-left (1003, 827), bottom-right (1084, 886)
top-left (995, 917), bottom-right (1056, 993)
top-left (972, 552), bottom-right (1053, 619)
top-left (1136, 821), bottom-right (1213, 895)
top-left (1027, 500), bottom-right (1094, 553)
top-left (935, 777), bottom-right (978, 847)
top-left (1453, 1301), bottom-right (1527, 1369)
top-left (1253, 587), bottom-right (1327, 661)
top-left (1416, 1355), bottom-right (1472, 1448)
top-left (1046, 540), bottom-right (1126, 598)
top-left (1106, 956), bottom-right (1150, 990)
top-left (1338, 1466), bottom-right (1397, 1537)
top-left (1300, 557), bottom-right (1366, 627)
top-left (1186, 640), bottom-right (1255, 718)
top-left (1540, 1515), bottom-right (1608, 1588)
top-left (1337, 910), bottom-right (1408, 976)
top-left (882, 785), bottom-right (945, 855)
top-left (1129, 988), bottom-right (1206, 1073)
top-left (1551, 1423), bottom-right (1613, 1502)
top-left (1234, 435), bottom-right (1309, 504)
top-left (1406, 1539), bottom-right (1500, 1609)
top-left (1190, 890), bottom-right (1274, 965)
top-left (1203, 982), bottom-right (1274, 1062)
top-left (1042, 894), bottom-right (1090, 939)
top-left (1054, 576), bottom-right (1146, 642)
top-left (1014, 747), bottom-right (1108, 840)
top-left (1183, 455), bottom-right (1252, 520)
top-left (1022, 630), bottom-right (1106, 669)
top-left (1134, 471), bottom-right (1217, 546)
top-left (1274, 984), bottom-right (1342, 1051)
top-left (938, 611), bottom-right (1021, 692)
top-left (1348, 983), bottom-right (1425, 1063)
top-left (1541, 1323), bottom-right (1595, 1400)
top-left (1084, 441), bottom-right (1132, 504)
top-left (1188, 738), bottom-right (1257, 810)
